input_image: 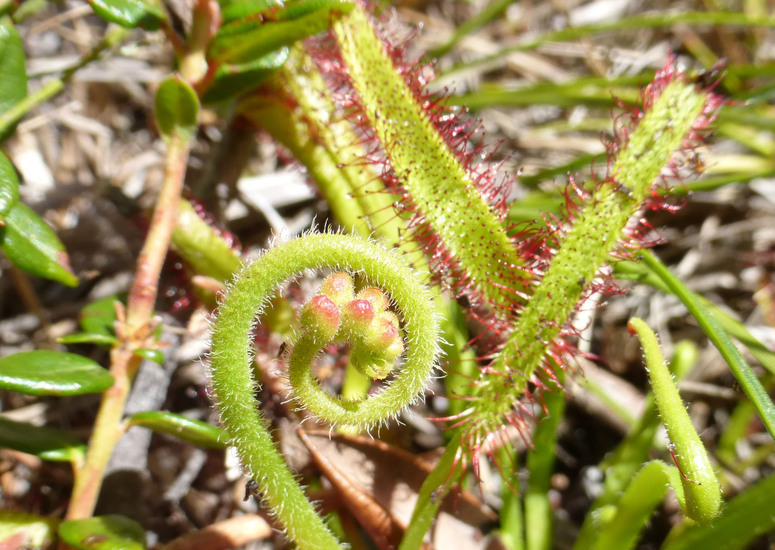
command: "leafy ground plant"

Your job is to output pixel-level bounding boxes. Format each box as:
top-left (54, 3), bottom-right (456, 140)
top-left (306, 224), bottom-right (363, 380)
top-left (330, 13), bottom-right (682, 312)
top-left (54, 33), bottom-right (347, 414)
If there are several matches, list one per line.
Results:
top-left (1, 0), bottom-right (775, 549)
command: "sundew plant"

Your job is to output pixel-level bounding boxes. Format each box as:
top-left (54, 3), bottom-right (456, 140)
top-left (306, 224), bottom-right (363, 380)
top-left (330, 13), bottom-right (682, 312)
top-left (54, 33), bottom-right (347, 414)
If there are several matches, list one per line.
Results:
top-left (1, 1), bottom-right (775, 549)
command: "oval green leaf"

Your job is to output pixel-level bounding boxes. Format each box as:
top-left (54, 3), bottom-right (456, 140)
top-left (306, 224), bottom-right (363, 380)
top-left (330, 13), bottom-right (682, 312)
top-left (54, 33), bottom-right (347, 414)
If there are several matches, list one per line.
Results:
top-left (0, 417), bottom-right (85, 462)
top-left (0, 350), bottom-right (113, 396)
top-left (0, 17), bottom-right (27, 142)
top-left (0, 149), bottom-right (19, 218)
top-left (87, 0), bottom-right (166, 29)
top-left (127, 411), bottom-right (227, 449)
top-left (58, 515), bottom-right (146, 550)
top-left (154, 76), bottom-right (199, 142)
top-left (0, 202), bottom-right (78, 286)
top-left (58, 333), bottom-right (119, 346)
top-left (132, 348), bottom-right (164, 364)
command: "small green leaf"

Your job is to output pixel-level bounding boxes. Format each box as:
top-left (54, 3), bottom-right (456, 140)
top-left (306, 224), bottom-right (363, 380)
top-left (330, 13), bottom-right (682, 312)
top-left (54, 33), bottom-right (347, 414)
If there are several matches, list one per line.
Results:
top-left (202, 47), bottom-right (289, 104)
top-left (0, 202), bottom-right (78, 286)
top-left (58, 333), bottom-right (119, 346)
top-left (0, 17), bottom-right (27, 142)
top-left (58, 515), bottom-right (146, 550)
top-left (80, 294), bottom-right (122, 336)
top-left (154, 75), bottom-right (199, 142)
top-left (132, 348), bottom-right (164, 364)
top-left (0, 150), bottom-right (19, 219)
top-left (220, 0), bottom-right (276, 24)
top-left (127, 411), bottom-right (227, 449)
top-left (209, 0), bottom-right (353, 65)
top-left (87, 0), bottom-right (166, 29)
top-left (0, 350), bottom-right (113, 396)
top-left (0, 417), bottom-right (85, 462)
top-left (0, 510), bottom-right (58, 549)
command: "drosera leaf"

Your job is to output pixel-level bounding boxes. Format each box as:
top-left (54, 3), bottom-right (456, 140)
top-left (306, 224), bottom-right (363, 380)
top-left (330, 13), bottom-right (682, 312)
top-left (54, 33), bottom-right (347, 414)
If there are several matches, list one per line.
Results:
top-left (155, 75), bottom-right (200, 143)
top-left (0, 350), bottom-right (114, 396)
top-left (86, 0), bottom-right (166, 29)
top-left (0, 202), bottom-right (79, 287)
top-left (0, 417), bottom-right (85, 463)
top-left (132, 348), bottom-right (164, 365)
top-left (127, 411), bottom-right (228, 449)
top-left (0, 16), bottom-right (27, 142)
top-left (0, 510), bottom-right (58, 549)
top-left (58, 515), bottom-right (146, 550)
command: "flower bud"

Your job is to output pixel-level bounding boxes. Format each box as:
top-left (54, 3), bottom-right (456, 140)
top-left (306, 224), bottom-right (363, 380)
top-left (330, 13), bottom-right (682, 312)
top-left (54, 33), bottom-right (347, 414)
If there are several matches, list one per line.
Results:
top-left (300, 295), bottom-right (340, 343)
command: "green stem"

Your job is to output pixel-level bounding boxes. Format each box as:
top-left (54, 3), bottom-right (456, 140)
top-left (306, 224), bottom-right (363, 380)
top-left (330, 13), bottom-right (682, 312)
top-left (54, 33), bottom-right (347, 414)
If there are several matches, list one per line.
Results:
top-left (398, 430), bottom-right (462, 550)
top-left (210, 233), bottom-right (439, 548)
top-left (628, 318), bottom-right (721, 524)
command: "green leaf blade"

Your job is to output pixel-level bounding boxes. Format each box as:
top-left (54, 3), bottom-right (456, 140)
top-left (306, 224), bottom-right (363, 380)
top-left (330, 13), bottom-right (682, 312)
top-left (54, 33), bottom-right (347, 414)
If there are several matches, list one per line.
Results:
top-left (154, 76), bottom-right (200, 142)
top-left (0, 150), bottom-right (19, 219)
top-left (0, 17), bottom-right (27, 142)
top-left (0, 202), bottom-right (79, 286)
top-left (0, 350), bottom-right (113, 396)
top-left (58, 515), bottom-right (146, 550)
top-left (0, 417), bottom-right (85, 462)
top-left (127, 411), bottom-right (227, 449)
top-left (87, 0), bottom-right (166, 29)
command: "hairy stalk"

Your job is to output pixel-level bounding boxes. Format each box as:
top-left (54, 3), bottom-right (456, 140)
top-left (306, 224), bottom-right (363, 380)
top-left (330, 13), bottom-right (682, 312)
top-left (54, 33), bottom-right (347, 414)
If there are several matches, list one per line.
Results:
top-left (209, 233), bottom-right (438, 548)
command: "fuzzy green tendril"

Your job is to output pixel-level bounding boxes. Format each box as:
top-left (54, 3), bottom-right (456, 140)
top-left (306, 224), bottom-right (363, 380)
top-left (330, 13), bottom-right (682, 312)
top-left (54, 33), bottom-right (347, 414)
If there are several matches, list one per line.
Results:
top-left (209, 233), bottom-right (438, 549)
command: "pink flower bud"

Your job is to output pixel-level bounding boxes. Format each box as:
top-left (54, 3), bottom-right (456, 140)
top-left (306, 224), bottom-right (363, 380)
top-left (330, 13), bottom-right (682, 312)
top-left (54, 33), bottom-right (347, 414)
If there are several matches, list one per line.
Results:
top-left (300, 295), bottom-right (340, 343)
top-left (320, 272), bottom-right (355, 308)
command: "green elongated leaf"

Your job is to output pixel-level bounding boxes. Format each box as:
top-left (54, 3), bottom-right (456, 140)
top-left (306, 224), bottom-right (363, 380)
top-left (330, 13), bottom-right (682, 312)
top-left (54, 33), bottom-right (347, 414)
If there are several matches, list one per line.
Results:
top-left (86, 0), bottom-right (166, 29)
top-left (127, 411), bottom-right (227, 449)
top-left (0, 149), bottom-right (19, 219)
top-left (202, 47), bottom-right (289, 103)
top-left (0, 350), bottom-right (113, 396)
top-left (0, 17), bottom-right (27, 142)
top-left (0, 417), bottom-right (85, 462)
top-left (58, 332), bottom-right (119, 346)
top-left (154, 76), bottom-right (199, 142)
top-left (132, 348), bottom-right (164, 364)
top-left (0, 202), bottom-right (78, 286)
top-left (0, 510), bottom-right (58, 549)
top-left (209, 0), bottom-right (353, 65)
top-left (58, 515), bottom-right (146, 550)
